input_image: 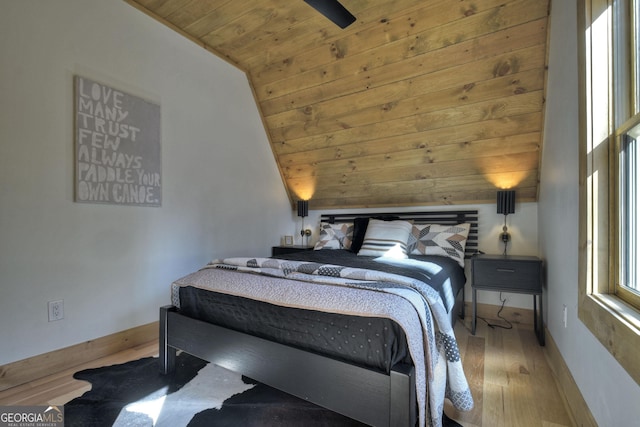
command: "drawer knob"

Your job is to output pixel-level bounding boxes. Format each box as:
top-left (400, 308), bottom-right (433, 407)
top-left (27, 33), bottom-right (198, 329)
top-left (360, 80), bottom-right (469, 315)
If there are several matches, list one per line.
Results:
top-left (496, 268), bottom-right (515, 273)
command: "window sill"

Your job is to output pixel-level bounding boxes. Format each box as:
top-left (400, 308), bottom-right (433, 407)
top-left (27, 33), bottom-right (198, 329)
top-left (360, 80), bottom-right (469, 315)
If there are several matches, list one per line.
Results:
top-left (595, 294), bottom-right (640, 331)
top-left (579, 293), bottom-right (640, 385)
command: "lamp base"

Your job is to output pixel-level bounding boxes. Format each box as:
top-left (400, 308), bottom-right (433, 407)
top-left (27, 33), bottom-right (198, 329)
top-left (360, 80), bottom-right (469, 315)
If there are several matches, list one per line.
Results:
top-left (300, 229), bottom-right (311, 247)
top-left (500, 225), bottom-right (510, 255)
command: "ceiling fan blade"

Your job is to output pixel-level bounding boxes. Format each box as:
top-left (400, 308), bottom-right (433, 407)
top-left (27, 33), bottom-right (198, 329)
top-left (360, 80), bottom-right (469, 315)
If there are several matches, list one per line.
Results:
top-left (304, 0), bottom-right (356, 29)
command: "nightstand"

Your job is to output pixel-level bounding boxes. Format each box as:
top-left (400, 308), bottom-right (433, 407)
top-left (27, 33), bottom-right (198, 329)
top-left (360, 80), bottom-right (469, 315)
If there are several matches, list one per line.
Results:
top-left (271, 245), bottom-right (314, 256)
top-left (471, 254), bottom-right (544, 345)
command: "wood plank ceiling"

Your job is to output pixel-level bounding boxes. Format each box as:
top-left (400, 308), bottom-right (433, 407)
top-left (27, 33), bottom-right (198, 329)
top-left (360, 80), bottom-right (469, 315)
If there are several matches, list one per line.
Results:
top-left (126, 0), bottom-right (550, 210)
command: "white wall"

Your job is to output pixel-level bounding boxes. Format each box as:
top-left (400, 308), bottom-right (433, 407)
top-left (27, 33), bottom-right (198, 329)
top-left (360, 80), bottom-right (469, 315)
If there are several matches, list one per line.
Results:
top-left (0, 0), bottom-right (293, 365)
top-left (539, 0), bottom-right (640, 424)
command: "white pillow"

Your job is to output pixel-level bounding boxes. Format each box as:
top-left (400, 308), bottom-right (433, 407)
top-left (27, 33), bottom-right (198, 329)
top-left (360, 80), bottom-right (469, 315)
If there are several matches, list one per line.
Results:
top-left (357, 219), bottom-right (413, 258)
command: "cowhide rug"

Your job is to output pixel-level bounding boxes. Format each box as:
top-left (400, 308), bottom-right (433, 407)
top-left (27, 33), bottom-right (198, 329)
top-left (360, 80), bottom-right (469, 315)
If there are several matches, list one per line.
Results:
top-left (65, 352), bottom-right (462, 427)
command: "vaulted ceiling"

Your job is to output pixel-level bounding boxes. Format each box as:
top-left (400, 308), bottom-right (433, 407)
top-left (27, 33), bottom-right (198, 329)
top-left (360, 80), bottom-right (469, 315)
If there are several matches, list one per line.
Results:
top-left (125, 0), bottom-right (550, 210)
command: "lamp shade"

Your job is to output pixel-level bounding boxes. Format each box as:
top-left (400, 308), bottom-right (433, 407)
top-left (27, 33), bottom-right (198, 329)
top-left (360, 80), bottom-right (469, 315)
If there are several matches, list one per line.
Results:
top-left (297, 200), bottom-right (309, 217)
top-left (497, 190), bottom-right (516, 214)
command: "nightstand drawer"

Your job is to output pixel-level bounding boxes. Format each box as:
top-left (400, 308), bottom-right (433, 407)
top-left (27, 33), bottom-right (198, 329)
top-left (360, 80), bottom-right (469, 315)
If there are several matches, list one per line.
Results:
top-left (472, 257), bottom-right (542, 292)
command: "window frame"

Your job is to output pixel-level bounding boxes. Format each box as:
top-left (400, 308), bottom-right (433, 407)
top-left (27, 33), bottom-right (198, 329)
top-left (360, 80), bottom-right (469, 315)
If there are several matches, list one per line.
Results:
top-left (579, 0), bottom-right (640, 386)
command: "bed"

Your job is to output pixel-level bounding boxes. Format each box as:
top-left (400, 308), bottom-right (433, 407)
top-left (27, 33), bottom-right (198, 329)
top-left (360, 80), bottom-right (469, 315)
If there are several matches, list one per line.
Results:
top-left (160, 210), bottom-right (477, 427)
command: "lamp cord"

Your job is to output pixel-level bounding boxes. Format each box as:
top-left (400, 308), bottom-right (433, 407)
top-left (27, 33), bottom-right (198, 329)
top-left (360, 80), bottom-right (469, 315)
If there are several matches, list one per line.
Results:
top-left (478, 292), bottom-right (513, 330)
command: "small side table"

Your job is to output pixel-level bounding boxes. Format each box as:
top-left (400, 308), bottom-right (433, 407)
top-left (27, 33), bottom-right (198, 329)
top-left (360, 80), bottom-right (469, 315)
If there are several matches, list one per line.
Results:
top-left (471, 254), bottom-right (544, 345)
top-left (272, 245), bottom-right (314, 256)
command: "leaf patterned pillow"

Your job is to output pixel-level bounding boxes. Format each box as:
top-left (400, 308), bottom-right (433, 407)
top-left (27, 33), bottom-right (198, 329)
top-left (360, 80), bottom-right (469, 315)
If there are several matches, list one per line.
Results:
top-left (313, 222), bottom-right (353, 250)
top-left (407, 223), bottom-right (470, 267)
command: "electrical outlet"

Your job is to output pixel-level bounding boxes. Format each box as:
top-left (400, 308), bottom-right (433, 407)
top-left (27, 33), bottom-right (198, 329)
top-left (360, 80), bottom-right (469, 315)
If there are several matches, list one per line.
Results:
top-left (48, 300), bottom-right (64, 322)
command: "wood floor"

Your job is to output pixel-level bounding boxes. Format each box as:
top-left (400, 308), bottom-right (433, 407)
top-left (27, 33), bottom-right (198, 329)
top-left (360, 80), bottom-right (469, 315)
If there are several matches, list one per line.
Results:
top-left (448, 317), bottom-right (575, 427)
top-left (0, 341), bottom-right (159, 407)
top-left (0, 317), bottom-right (575, 427)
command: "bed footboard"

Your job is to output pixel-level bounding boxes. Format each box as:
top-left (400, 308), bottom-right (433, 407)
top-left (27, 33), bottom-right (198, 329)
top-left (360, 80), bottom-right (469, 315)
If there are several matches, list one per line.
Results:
top-left (159, 305), bottom-right (417, 427)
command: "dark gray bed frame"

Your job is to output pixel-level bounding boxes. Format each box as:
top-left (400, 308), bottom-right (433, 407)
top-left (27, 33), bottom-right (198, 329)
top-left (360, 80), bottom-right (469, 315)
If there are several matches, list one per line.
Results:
top-left (160, 210), bottom-right (478, 427)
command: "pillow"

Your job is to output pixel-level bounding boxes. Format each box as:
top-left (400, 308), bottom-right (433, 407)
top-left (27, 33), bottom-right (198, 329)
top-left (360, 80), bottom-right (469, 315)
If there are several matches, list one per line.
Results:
top-left (407, 223), bottom-right (470, 267)
top-left (349, 215), bottom-right (401, 253)
top-left (349, 217), bottom-right (369, 253)
top-left (314, 222), bottom-right (353, 250)
top-left (357, 219), bottom-right (413, 258)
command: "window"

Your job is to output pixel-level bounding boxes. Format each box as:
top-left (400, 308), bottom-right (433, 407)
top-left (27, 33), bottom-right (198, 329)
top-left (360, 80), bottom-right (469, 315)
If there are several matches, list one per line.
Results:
top-left (617, 116), bottom-right (640, 310)
top-left (580, 0), bottom-right (640, 385)
top-left (614, 0), bottom-right (640, 310)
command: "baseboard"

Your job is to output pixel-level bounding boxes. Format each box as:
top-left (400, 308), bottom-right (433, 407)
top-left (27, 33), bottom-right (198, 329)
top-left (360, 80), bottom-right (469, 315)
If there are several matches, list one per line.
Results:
top-left (542, 330), bottom-right (597, 427)
top-left (0, 321), bottom-right (158, 392)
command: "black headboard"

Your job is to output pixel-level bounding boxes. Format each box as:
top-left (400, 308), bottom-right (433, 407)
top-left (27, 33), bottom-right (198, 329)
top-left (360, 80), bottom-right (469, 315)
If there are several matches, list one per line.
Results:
top-left (320, 210), bottom-right (479, 258)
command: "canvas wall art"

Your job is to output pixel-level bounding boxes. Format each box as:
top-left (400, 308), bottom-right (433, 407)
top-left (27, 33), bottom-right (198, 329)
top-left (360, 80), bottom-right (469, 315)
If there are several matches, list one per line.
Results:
top-left (74, 76), bottom-right (161, 207)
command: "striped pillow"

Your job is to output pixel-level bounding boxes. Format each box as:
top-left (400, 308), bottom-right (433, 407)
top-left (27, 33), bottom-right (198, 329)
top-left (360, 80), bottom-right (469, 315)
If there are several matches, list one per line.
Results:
top-left (357, 219), bottom-right (413, 258)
